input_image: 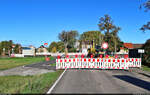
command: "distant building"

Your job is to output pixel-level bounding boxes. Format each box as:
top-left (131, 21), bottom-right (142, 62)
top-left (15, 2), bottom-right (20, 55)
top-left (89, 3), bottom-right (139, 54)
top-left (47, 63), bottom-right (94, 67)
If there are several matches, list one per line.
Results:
top-left (37, 45), bottom-right (49, 53)
top-left (74, 41), bottom-right (92, 52)
top-left (132, 44), bottom-right (144, 49)
top-left (74, 41), bottom-right (80, 51)
top-left (123, 43), bottom-right (133, 49)
top-left (22, 45), bottom-right (36, 56)
top-left (123, 43), bottom-right (144, 49)
top-left (117, 43), bottom-right (144, 55)
top-left (81, 41), bottom-right (92, 50)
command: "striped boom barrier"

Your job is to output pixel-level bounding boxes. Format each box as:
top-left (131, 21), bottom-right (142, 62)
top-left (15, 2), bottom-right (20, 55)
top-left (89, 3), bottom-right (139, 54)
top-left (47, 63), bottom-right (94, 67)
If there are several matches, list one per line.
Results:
top-left (56, 58), bottom-right (136, 70)
top-left (128, 58), bottom-right (141, 68)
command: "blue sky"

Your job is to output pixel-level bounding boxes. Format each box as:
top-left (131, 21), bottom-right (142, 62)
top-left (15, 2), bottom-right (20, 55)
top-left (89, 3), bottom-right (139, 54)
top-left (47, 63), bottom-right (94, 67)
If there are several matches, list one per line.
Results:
top-left (0, 0), bottom-right (150, 47)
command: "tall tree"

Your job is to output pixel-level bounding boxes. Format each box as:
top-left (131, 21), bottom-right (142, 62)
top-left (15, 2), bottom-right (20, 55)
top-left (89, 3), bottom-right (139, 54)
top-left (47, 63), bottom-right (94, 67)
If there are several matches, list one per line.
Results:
top-left (142, 39), bottom-right (150, 66)
top-left (98, 14), bottom-right (122, 53)
top-left (140, 0), bottom-right (150, 32)
top-left (80, 31), bottom-right (104, 46)
top-left (58, 30), bottom-right (79, 54)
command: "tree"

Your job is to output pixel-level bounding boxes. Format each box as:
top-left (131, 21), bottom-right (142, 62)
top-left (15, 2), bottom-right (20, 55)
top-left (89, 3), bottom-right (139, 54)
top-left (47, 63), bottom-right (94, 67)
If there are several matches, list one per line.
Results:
top-left (48, 41), bottom-right (57, 52)
top-left (58, 30), bottom-right (79, 54)
top-left (98, 14), bottom-right (122, 53)
top-left (142, 39), bottom-right (150, 66)
top-left (140, 0), bottom-right (150, 32)
top-left (80, 31), bottom-right (104, 46)
top-left (57, 41), bottom-right (65, 52)
top-left (51, 47), bottom-right (57, 53)
top-left (0, 40), bottom-right (13, 56)
top-left (48, 41), bottom-right (65, 53)
top-left (14, 44), bottom-right (22, 54)
top-left (98, 14), bottom-right (117, 34)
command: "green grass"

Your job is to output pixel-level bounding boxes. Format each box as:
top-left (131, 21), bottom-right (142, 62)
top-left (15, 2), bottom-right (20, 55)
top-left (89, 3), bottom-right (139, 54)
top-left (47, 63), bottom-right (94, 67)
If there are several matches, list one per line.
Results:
top-left (50, 63), bottom-right (56, 66)
top-left (0, 70), bottom-right (63, 94)
top-left (142, 65), bottom-right (150, 72)
top-left (0, 57), bottom-right (54, 71)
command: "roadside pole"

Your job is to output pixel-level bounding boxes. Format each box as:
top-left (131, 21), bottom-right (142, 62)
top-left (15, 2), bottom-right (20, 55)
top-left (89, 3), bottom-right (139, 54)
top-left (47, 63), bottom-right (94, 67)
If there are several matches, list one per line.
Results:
top-left (102, 42), bottom-right (108, 57)
top-left (44, 43), bottom-right (50, 61)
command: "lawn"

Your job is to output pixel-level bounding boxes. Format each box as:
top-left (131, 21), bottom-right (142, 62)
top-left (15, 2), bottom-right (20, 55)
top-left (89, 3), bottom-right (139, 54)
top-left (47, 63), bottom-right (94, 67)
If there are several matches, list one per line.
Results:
top-left (0, 56), bottom-right (54, 71)
top-left (142, 65), bottom-right (150, 72)
top-left (50, 63), bottom-right (56, 66)
top-left (0, 70), bottom-right (63, 94)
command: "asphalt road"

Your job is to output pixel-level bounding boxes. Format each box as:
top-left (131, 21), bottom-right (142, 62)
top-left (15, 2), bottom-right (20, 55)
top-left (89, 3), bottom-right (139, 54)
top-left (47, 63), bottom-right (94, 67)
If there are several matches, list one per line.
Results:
top-left (51, 69), bottom-right (150, 94)
top-left (25, 58), bottom-right (56, 70)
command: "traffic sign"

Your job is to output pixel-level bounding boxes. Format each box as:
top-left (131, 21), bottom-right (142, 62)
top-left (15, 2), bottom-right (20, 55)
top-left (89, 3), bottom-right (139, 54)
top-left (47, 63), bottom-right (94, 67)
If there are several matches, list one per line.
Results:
top-left (138, 49), bottom-right (144, 53)
top-left (102, 42), bottom-right (108, 49)
top-left (44, 43), bottom-right (48, 46)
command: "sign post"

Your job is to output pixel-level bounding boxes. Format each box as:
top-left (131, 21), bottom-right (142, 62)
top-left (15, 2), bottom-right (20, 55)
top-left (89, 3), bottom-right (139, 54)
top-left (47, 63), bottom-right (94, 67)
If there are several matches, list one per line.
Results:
top-left (101, 42), bottom-right (108, 57)
top-left (44, 43), bottom-right (49, 61)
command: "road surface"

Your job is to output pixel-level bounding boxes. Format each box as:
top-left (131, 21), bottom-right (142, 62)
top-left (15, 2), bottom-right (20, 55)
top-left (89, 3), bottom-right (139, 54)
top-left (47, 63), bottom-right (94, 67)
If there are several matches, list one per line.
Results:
top-left (25, 58), bottom-right (56, 70)
top-left (51, 69), bottom-right (150, 94)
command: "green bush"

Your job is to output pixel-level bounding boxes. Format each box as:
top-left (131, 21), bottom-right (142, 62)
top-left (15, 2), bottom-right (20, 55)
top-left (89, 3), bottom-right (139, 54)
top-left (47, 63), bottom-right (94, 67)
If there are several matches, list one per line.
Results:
top-left (68, 48), bottom-right (77, 52)
top-left (142, 39), bottom-right (150, 67)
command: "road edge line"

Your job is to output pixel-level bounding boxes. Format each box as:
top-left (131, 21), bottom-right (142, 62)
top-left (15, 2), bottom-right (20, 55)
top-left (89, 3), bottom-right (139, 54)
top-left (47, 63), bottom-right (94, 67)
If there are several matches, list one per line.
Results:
top-left (47, 69), bottom-right (67, 94)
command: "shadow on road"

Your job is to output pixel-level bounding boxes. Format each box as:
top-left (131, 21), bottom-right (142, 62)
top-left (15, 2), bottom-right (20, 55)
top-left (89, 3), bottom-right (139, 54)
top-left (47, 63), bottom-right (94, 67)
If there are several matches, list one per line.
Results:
top-left (114, 75), bottom-right (150, 91)
top-left (138, 73), bottom-right (150, 78)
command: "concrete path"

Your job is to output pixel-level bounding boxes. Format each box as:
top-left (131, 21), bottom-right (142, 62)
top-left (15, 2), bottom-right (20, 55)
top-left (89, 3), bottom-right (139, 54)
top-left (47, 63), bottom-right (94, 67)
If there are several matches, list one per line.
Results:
top-left (51, 70), bottom-right (150, 94)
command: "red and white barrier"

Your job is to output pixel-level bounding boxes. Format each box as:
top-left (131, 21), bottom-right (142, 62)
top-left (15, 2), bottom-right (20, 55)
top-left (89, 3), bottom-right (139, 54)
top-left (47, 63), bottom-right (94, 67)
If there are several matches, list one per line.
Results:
top-left (128, 58), bottom-right (141, 68)
top-left (56, 58), bottom-right (132, 70)
top-left (56, 54), bottom-right (142, 70)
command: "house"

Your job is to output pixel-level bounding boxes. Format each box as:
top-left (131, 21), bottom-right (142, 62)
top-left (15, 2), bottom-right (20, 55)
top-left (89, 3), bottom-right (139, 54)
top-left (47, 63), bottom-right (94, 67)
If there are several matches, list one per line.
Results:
top-left (124, 43), bottom-right (133, 49)
top-left (22, 45), bottom-right (36, 56)
top-left (117, 43), bottom-right (144, 56)
top-left (74, 41), bottom-right (80, 51)
top-left (81, 41), bottom-right (92, 49)
top-left (37, 45), bottom-right (49, 53)
top-left (123, 43), bottom-right (144, 49)
top-left (74, 40), bottom-right (92, 53)
top-left (133, 44), bottom-right (144, 49)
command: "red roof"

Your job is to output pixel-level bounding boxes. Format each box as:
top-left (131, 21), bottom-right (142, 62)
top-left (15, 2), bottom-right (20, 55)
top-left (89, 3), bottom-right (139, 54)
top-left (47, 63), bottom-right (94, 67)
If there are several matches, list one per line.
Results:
top-left (133, 44), bottom-right (144, 49)
top-left (124, 43), bottom-right (133, 49)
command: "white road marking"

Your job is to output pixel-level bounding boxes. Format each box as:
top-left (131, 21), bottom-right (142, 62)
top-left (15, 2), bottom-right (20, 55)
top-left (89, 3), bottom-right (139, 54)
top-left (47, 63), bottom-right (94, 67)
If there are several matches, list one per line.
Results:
top-left (47, 69), bottom-right (67, 94)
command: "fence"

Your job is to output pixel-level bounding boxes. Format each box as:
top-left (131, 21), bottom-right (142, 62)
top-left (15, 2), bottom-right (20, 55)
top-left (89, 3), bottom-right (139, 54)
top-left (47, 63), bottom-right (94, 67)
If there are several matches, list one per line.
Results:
top-left (56, 58), bottom-right (141, 70)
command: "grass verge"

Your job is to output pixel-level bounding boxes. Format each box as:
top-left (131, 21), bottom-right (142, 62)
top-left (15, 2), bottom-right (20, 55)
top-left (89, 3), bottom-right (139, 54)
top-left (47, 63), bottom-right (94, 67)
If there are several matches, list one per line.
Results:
top-left (142, 65), bottom-right (150, 72)
top-left (0, 57), bottom-right (54, 71)
top-left (50, 63), bottom-right (56, 66)
top-left (0, 70), bottom-right (63, 94)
